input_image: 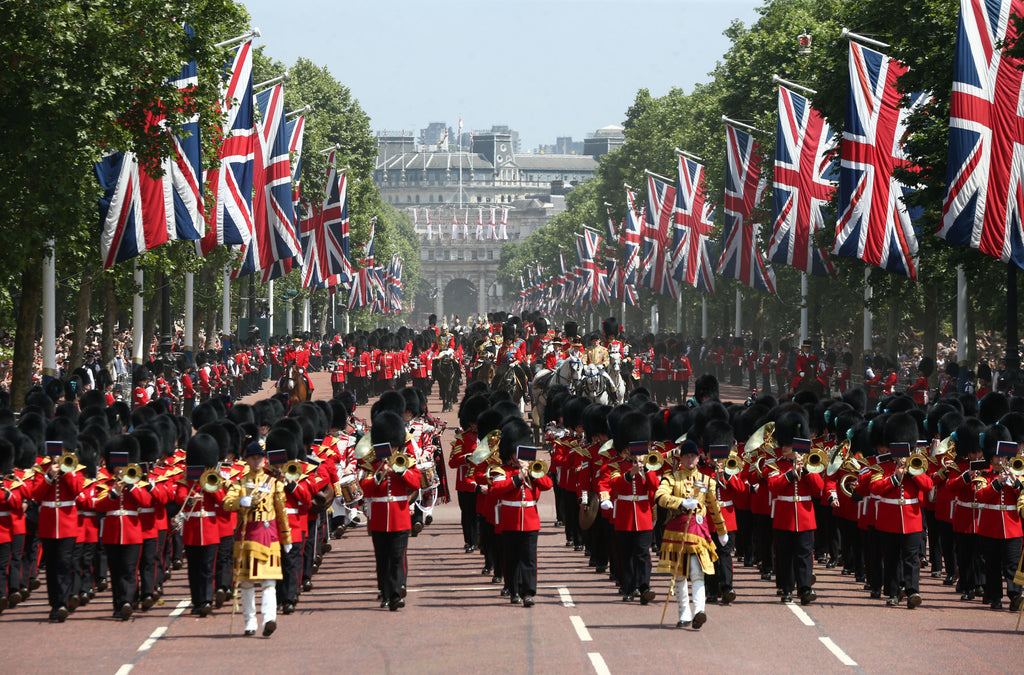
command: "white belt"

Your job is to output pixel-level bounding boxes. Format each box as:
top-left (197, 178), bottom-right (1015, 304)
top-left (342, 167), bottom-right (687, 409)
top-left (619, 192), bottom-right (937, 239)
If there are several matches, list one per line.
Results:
top-left (0, 511), bottom-right (10, 517)
top-left (110, 509), bottom-right (139, 517)
top-left (367, 496), bottom-right (406, 503)
top-left (979, 504), bottom-right (1018, 511)
top-left (501, 500), bottom-right (537, 508)
top-left (719, 500), bottom-right (734, 508)
top-left (955, 499), bottom-right (981, 509)
top-left (139, 508), bottom-right (155, 514)
top-left (42, 501), bottom-right (76, 508)
top-left (286, 508), bottom-right (299, 515)
top-left (879, 497), bottom-right (919, 505)
top-left (616, 495), bottom-right (648, 502)
top-left (78, 511), bottom-right (98, 517)
top-left (775, 496), bottom-right (812, 503)
top-left (187, 510), bottom-right (216, 518)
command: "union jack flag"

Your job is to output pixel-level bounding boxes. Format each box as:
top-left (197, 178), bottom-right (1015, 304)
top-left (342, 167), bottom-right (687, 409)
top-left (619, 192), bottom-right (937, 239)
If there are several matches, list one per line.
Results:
top-left (717, 124), bottom-right (776, 294)
top-left (361, 218), bottom-right (375, 267)
top-left (832, 41), bottom-right (926, 279)
top-left (671, 155), bottom-right (715, 283)
top-left (605, 203), bottom-right (619, 244)
top-left (939, 0), bottom-right (1024, 267)
top-left (452, 213), bottom-right (459, 240)
top-left (769, 86), bottom-right (837, 278)
top-left (96, 32), bottom-right (205, 269)
top-left (641, 175), bottom-right (677, 297)
top-left (197, 40), bottom-right (254, 256)
top-left (235, 84), bottom-right (301, 281)
top-left (463, 210), bottom-right (470, 239)
top-left (321, 151), bottom-right (353, 284)
top-left (347, 268), bottom-right (372, 310)
top-left (575, 229), bottom-right (608, 307)
top-left (299, 210), bottom-right (326, 289)
top-left (677, 230), bottom-right (717, 293)
top-left (621, 187), bottom-right (643, 285)
top-left (287, 114), bottom-right (305, 222)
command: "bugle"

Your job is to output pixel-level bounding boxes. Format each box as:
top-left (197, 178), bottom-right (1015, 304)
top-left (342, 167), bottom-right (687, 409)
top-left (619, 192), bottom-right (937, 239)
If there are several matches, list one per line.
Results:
top-left (1008, 456), bottom-right (1024, 477)
top-left (805, 449), bottom-right (828, 474)
top-left (529, 460), bottom-right (549, 480)
top-left (283, 460), bottom-right (304, 482)
top-left (58, 451), bottom-right (79, 473)
top-left (644, 451), bottom-right (665, 473)
top-left (199, 468), bottom-right (224, 493)
top-left (121, 463), bottom-right (144, 484)
top-left (722, 454), bottom-right (743, 477)
top-left (389, 454), bottom-right (412, 474)
top-left (906, 453), bottom-right (929, 477)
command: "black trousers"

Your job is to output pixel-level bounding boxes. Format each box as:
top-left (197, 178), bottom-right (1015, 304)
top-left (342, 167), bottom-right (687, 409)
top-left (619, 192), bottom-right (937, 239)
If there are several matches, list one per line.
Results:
top-left (502, 530), bottom-right (539, 598)
top-left (185, 544), bottom-right (217, 606)
top-left (553, 480), bottom-right (565, 524)
top-left (839, 518), bottom-right (864, 577)
top-left (215, 535), bottom-right (233, 592)
top-left (590, 514), bottom-right (612, 569)
top-left (279, 533), bottom-right (304, 603)
top-left (42, 537), bottom-right (76, 609)
top-left (935, 518), bottom-right (958, 578)
top-left (457, 491), bottom-right (479, 547)
top-left (21, 530), bottom-right (39, 587)
top-left (0, 541), bottom-right (10, 598)
top-left (105, 543), bottom-right (141, 610)
top-left (981, 535), bottom-right (1023, 602)
top-left (924, 510), bottom-right (943, 571)
top-left (560, 489), bottom-right (582, 547)
top-left (754, 513), bottom-right (774, 573)
top-left (370, 530), bottom-right (409, 601)
top-left (955, 531), bottom-right (984, 592)
top-left (774, 529), bottom-right (814, 594)
top-left (880, 530), bottom-right (920, 597)
top-left (73, 541), bottom-right (100, 596)
top-left (138, 537), bottom-right (159, 600)
top-left (866, 527), bottom-right (884, 593)
top-left (735, 509), bottom-right (753, 563)
top-left (479, 517), bottom-right (500, 575)
top-left (814, 504), bottom-right (839, 560)
top-left (617, 529), bottom-right (653, 595)
top-left (711, 529), bottom-right (736, 591)
top-left (154, 530), bottom-right (168, 585)
top-left (303, 518), bottom-right (320, 583)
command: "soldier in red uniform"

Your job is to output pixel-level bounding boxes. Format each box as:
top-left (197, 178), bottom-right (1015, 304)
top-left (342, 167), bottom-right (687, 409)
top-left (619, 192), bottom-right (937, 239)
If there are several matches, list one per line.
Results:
top-left (759, 340), bottom-right (773, 394)
top-left (977, 430), bottom-right (1024, 611)
top-left (174, 433), bottom-right (226, 617)
top-left (449, 396), bottom-right (488, 552)
top-left (491, 419), bottom-right (552, 607)
top-left (360, 411), bottom-right (421, 611)
top-left (908, 357), bottom-right (933, 407)
top-left (766, 410), bottom-right (824, 605)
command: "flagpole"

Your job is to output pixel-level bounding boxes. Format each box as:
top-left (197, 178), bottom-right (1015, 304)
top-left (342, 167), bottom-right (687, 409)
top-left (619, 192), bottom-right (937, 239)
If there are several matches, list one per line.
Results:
top-left (134, 262), bottom-right (146, 365)
top-left (268, 279), bottom-right (275, 335)
top-left (42, 239), bottom-right (56, 381)
top-left (184, 271), bottom-right (195, 366)
top-left (676, 284), bottom-right (683, 333)
top-left (956, 265), bottom-right (968, 391)
top-left (286, 301), bottom-right (293, 336)
top-left (734, 288), bottom-right (742, 338)
top-left (863, 267), bottom-right (873, 356)
top-left (303, 297), bottom-right (310, 333)
top-left (702, 296), bottom-right (708, 339)
top-left (800, 272), bottom-right (808, 343)
top-left (222, 268), bottom-right (231, 341)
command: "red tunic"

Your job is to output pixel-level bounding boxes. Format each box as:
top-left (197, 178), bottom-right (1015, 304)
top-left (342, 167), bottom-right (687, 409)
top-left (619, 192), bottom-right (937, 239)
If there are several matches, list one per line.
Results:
top-left (361, 467), bottom-right (421, 532)
top-left (491, 471), bottom-right (552, 532)
top-left (766, 458), bottom-right (823, 532)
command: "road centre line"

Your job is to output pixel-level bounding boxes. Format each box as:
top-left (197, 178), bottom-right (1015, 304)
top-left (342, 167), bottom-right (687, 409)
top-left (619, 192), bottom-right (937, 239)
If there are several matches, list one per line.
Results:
top-left (137, 627), bottom-right (168, 652)
top-left (588, 653), bottom-right (610, 675)
top-left (558, 586), bottom-right (575, 607)
top-left (819, 637), bottom-right (858, 667)
top-left (786, 603), bottom-right (815, 626)
top-left (570, 615), bottom-right (593, 642)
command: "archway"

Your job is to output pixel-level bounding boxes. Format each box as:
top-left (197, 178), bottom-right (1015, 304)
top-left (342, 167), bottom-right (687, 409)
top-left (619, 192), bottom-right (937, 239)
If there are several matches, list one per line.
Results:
top-left (443, 278), bottom-right (478, 323)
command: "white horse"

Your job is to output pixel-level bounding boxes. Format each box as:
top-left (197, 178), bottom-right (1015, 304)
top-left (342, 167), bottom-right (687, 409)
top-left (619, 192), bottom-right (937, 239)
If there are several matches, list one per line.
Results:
top-left (606, 352), bottom-right (627, 403)
top-left (531, 356), bottom-right (584, 429)
top-left (579, 363), bottom-right (616, 405)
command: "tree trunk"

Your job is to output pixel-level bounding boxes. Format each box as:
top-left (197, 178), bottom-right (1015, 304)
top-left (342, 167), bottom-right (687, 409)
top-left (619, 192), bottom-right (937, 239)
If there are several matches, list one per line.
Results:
top-left (10, 256), bottom-right (43, 410)
top-left (923, 281), bottom-right (939, 388)
top-left (101, 275), bottom-right (117, 381)
top-left (204, 309), bottom-right (216, 353)
top-left (967, 294), bottom-right (978, 367)
top-left (140, 269), bottom-right (161, 359)
top-left (69, 273), bottom-right (94, 369)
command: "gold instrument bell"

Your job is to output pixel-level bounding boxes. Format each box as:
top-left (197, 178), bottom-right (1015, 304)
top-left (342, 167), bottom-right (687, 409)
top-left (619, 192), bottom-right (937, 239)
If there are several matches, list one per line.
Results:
top-left (199, 468), bottom-right (224, 493)
top-left (283, 460), bottom-right (304, 482)
top-left (723, 454), bottom-right (743, 477)
top-left (353, 434), bottom-right (374, 463)
top-left (58, 451), bottom-right (79, 473)
top-left (1008, 456), bottom-right (1024, 477)
top-left (529, 460), bottom-right (548, 480)
top-left (644, 451), bottom-right (665, 473)
top-left (389, 454), bottom-right (412, 474)
top-left (907, 452), bottom-right (929, 477)
top-left (470, 430), bottom-right (500, 465)
top-left (806, 449), bottom-right (828, 474)
top-left (121, 463), bottom-right (144, 484)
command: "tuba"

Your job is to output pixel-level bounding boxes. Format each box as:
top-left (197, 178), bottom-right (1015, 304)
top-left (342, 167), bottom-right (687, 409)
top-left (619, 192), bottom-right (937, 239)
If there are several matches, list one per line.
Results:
top-left (353, 434), bottom-right (374, 463)
top-left (470, 430), bottom-right (500, 465)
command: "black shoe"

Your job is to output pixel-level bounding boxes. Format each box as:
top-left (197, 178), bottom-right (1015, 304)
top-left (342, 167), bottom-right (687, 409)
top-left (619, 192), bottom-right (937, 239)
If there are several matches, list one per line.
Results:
top-left (510, 595), bottom-right (522, 604)
top-left (172, 559), bottom-right (183, 570)
top-left (29, 578), bottom-right (41, 591)
top-left (943, 575), bottom-right (956, 586)
top-left (573, 545), bottom-right (584, 552)
top-left (95, 578), bottom-right (107, 592)
top-left (886, 597), bottom-right (899, 607)
top-left (491, 575), bottom-right (502, 584)
top-left (622, 594), bottom-right (632, 602)
top-left (811, 574), bottom-right (817, 586)
top-left (333, 526), bottom-right (347, 539)
top-left (596, 565), bottom-right (607, 574)
top-left (314, 554), bottom-right (323, 566)
top-left (990, 600), bottom-right (1003, 610)
top-left (120, 603), bottom-right (134, 621)
top-left (321, 542), bottom-right (332, 554)
top-left (198, 602), bottom-right (212, 617)
top-left (676, 620), bottom-right (691, 628)
top-left (500, 587), bottom-right (510, 597)
top-left (78, 592), bottom-right (90, 607)
top-left (931, 571), bottom-right (944, 578)
top-left (302, 580), bottom-right (313, 592)
top-left (855, 574), bottom-right (865, 583)
top-left (565, 541), bottom-right (574, 547)
top-left (781, 594), bottom-right (793, 603)
top-left (281, 602), bottom-right (295, 615)
top-left (425, 515), bottom-right (433, 525)
top-left (244, 630), bottom-right (256, 636)
top-left (721, 589), bottom-right (736, 604)
top-left (706, 595), bottom-right (719, 604)
top-left (640, 589), bottom-right (656, 605)
top-left (398, 585), bottom-right (407, 599)
top-left (67, 595), bottom-right (80, 612)
top-left (523, 595), bottom-right (535, 608)
top-left (870, 591), bottom-right (882, 600)
top-left (411, 522), bottom-right (424, 537)
top-left (800, 590), bottom-right (816, 606)
top-left (1011, 596), bottom-right (1024, 612)
top-left (263, 620), bottom-right (277, 636)
top-left (691, 611), bottom-right (707, 630)
top-left (908, 593), bottom-right (923, 609)
top-left (554, 520), bottom-right (564, 527)
top-left (482, 567), bottom-right (492, 575)
top-left (961, 592), bottom-right (974, 601)
top-left (214, 588), bottom-right (227, 609)
top-left (826, 558), bottom-right (838, 569)
top-left (760, 572), bottom-right (772, 581)
top-left (8, 590), bottom-right (22, 606)
top-left (141, 595), bottom-right (155, 611)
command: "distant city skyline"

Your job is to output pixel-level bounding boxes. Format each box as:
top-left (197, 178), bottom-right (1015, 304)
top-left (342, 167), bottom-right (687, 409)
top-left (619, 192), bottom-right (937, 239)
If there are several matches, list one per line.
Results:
top-left (240, 0), bottom-right (763, 149)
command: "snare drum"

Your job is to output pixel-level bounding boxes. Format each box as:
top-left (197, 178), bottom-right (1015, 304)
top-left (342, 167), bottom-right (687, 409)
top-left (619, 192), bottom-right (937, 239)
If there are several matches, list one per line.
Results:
top-left (338, 474), bottom-right (364, 504)
top-left (418, 461), bottom-right (440, 489)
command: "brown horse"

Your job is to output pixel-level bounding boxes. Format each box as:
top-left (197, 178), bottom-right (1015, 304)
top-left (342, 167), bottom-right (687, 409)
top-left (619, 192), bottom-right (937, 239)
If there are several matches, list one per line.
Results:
top-left (277, 363), bottom-right (310, 407)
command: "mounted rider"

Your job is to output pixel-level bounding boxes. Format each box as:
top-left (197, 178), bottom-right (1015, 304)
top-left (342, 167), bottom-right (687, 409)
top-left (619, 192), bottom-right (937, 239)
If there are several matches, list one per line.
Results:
top-left (279, 337), bottom-right (315, 394)
top-left (494, 318), bottom-right (529, 394)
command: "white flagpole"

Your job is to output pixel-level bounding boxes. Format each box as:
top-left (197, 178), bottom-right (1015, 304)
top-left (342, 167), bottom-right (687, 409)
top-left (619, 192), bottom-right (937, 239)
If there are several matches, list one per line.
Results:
top-left (676, 285), bottom-right (683, 333)
top-left (221, 268), bottom-right (231, 340)
top-left (184, 271), bottom-right (195, 363)
top-left (800, 272), bottom-right (809, 342)
top-left (734, 288), bottom-right (742, 338)
top-left (957, 265), bottom-right (967, 387)
top-left (268, 279), bottom-right (275, 335)
top-left (702, 296), bottom-right (708, 339)
top-left (42, 239), bottom-right (56, 379)
top-left (302, 298), bottom-right (310, 332)
top-left (286, 302), bottom-right (294, 336)
top-left (134, 263), bottom-right (146, 365)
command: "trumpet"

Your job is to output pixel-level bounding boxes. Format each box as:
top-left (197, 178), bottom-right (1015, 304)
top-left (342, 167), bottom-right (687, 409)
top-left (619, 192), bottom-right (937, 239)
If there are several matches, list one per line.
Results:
top-left (529, 460), bottom-right (549, 480)
top-left (1008, 456), bottom-right (1024, 477)
top-left (722, 454), bottom-right (744, 477)
top-left (283, 460), bottom-right (304, 482)
top-left (643, 451), bottom-right (665, 473)
top-left (389, 454), bottom-right (412, 474)
top-left (199, 468), bottom-right (224, 493)
top-left (906, 453), bottom-right (929, 477)
top-left (58, 451), bottom-right (79, 473)
top-left (805, 449), bottom-right (828, 474)
top-left (121, 463), bottom-right (144, 484)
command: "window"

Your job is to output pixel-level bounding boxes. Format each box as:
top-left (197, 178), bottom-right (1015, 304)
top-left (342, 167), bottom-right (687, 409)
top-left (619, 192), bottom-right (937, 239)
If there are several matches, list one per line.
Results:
top-left (471, 250), bottom-right (477, 261)
top-left (438, 195), bottom-right (444, 203)
top-left (487, 250), bottom-right (493, 260)
top-left (415, 195), bottom-right (420, 204)
top-left (457, 250), bottom-right (464, 261)
top-left (429, 194), bottom-right (434, 203)
top-left (427, 249), bottom-right (434, 260)
top-left (406, 195), bottom-right (411, 203)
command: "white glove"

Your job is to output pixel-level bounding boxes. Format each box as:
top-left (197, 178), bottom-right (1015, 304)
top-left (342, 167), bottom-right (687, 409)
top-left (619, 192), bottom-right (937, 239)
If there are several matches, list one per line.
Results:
top-left (718, 533), bottom-right (729, 546)
top-left (239, 495), bottom-right (253, 508)
top-left (283, 543), bottom-right (292, 554)
top-left (600, 499), bottom-right (613, 511)
top-left (681, 498), bottom-right (699, 510)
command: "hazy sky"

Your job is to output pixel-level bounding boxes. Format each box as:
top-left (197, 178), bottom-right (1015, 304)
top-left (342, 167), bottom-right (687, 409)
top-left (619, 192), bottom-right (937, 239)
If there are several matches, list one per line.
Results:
top-left (240, 0), bottom-right (763, 150)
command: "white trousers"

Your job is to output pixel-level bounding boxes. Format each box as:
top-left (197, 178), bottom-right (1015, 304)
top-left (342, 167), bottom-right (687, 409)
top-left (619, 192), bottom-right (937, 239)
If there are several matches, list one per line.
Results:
top-left (240, 580), bottom-right (277, 632)
top-left (676, 555), bottom-right (705, 622)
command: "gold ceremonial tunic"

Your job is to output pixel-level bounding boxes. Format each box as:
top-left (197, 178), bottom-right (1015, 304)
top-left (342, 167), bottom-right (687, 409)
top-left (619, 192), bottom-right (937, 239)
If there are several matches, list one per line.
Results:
top-left (655, 466), bottom-right (727, 577)
top-left (223, 468), bottom-right (292, 582)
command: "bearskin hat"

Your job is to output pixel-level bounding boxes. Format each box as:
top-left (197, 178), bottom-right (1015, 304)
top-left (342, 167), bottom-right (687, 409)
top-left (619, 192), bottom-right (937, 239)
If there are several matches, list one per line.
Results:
top-left (564, 321), bottom-right (579, 339)
top-left (917, 356), bottom-right (935, 377)
top-left (883, 411), bottom-right (919, 448)
top-left (370, 411), bottom-right (406, 451)
top-left (613, 409), bottom-right (650, 453)
top-left (979, 392), bottom-right (1010, 425)
top-left (775, 409), bottom-right (810, 448)
top-left (602, 317), bottom-right (619, 338)
top-left (694, 374), bottom-right (719, 403)
top-left (133, 427), bottom-right (162, 465)
top-left (104, 434), bottom-right (140, 465)
top-left (185, 433), bottom-right (220, 468)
